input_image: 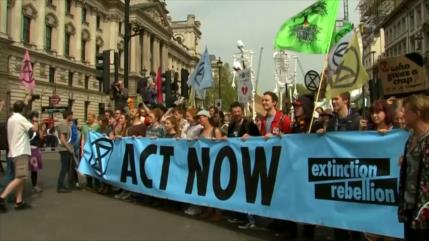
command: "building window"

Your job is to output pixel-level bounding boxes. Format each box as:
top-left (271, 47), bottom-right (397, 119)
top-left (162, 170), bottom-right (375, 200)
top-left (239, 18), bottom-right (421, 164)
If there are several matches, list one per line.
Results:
top-left (118, 49), bottom-right (123, 68)
top-left (98, 79), bottom-right (103, 92)
top-left (82, 8), bottom-right (87, 23)
top-left (398, 21), bottom-right (401, 35)
top-left (85, 75), bottom-right (89, 89)
top-left (95, 45), bottom-right (100, 63)
top-left (23, 16), bottom-right (31, 43)
top-left (45, 25), bottom-right (52, 50)
top-left (68, 71), bottom-right (74, 87)
top-left (416, 5), bottom-right (422, 26)
top-left (84, 101), bottom-right (90, 121)
top-left (65, 33), bottom-right (71, 56)
top-left (68, 99), bottom-right (74, 112)
top-left (47, 0), bottom-right (53, 6)
top-left (49, 67), bottom-right (55, 83)
top-left (98, 103), bottom-right (105, 116)
top-left (119, 21), bottom-right (122, 34)
top-left (81, 39), bottom-right (86, 62)
top-left (96, 15), bottom-right (101, 29)
top-left (66, 0), bottom-right (71, 14)
top-left (410, 12), bottom-right (415, 31)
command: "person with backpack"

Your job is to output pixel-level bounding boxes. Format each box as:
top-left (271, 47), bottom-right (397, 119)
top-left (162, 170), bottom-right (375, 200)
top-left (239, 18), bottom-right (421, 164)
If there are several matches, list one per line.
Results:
top-left (56, 110), bottom-right (75, 193)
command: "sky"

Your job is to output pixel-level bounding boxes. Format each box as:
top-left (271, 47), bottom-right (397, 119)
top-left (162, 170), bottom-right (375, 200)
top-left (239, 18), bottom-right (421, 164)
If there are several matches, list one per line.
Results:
top-left (165, 0), bottom-right (361, 94)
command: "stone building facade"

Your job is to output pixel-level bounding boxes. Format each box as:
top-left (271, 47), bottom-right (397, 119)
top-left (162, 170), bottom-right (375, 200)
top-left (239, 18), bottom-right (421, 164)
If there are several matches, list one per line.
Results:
top-left (359, 0), bottom-right (429, 98)
top-left (0, 0), bottom-right (201, 123)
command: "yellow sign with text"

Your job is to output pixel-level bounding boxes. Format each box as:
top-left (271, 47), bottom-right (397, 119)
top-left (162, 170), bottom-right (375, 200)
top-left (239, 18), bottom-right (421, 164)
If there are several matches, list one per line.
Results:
top-left (379, 53), bottom-right (429, 96)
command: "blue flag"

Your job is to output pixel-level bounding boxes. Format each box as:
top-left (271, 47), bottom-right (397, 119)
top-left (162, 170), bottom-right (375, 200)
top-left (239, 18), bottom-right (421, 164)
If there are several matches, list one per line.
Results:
top-left (187, 47), bottom-right (213, 98)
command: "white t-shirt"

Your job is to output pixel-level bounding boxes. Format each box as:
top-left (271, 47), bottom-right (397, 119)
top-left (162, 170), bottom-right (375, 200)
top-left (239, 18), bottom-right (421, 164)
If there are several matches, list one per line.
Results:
top-left (7, 112), bottom-right (33, 158)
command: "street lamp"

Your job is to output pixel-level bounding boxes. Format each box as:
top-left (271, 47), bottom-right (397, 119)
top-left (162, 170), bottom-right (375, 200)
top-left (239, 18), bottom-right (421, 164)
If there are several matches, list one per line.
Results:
top-left (124, 0), bottom-right (159, 88)
top-left (217, 57), bottom-right (223, 101)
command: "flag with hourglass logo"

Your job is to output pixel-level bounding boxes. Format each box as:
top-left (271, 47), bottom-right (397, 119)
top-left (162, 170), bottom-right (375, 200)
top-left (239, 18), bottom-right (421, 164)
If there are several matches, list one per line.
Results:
top-left (20, 49), bottom-right (36, 93)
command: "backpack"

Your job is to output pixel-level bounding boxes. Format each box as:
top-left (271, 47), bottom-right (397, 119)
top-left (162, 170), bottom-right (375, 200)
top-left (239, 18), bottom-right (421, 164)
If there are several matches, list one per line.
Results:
top-left (70, 123), bottom-right (79, 144)
top-left (0, 121), bottom-right (8, 150)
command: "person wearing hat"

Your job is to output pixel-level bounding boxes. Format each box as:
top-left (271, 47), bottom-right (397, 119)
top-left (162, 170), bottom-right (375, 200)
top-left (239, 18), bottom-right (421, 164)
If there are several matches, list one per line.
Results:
top-left (197, 109), bottom-right (224, 221)
top-left (196, 110), bottom-right (223, 140)
top-left (313, 109), bottom-right (334, 132)
top-left (292, 95), bottom-right (315, 133)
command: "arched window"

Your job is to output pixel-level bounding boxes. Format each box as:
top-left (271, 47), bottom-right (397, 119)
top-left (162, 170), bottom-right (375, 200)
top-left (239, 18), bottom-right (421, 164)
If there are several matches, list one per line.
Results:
top-left (45, 13), bottom-right (58, 51)
top-left (81, 29), bottom-right (90, 62)
top-left (22, 3), bottom-right (38, 44)
top-left (64, 22), bottom-right (76, 57)
top-left (95, 36), bottom-right (104, 63)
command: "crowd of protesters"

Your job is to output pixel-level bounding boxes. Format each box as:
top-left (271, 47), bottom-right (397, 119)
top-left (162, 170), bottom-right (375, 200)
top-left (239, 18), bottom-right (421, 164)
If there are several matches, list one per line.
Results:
top-left (0, 89), bottom-right (428, 241)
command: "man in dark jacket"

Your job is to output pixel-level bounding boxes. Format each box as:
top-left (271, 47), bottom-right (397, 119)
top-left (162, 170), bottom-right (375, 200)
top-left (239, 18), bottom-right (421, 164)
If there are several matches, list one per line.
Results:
top-left (227, 102), bottom-right (260, 138)
top-left (317, 92), bottom-right (362, 241)
top-left (325, 92), bottom-right (360, 132)
top-left (226, 102), bottom-right (260, 229)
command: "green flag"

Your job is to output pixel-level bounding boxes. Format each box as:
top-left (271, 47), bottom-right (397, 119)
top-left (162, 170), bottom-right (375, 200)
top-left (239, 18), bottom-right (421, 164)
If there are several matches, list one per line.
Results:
top-left (332, 22), bottom-right (354, 45)
top-left (274, 0), bottom-right (340, 54)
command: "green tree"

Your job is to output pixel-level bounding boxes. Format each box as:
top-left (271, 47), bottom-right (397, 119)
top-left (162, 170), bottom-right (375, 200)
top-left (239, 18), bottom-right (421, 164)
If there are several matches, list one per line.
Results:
top-left (205, 62), bottom-right (236, 111)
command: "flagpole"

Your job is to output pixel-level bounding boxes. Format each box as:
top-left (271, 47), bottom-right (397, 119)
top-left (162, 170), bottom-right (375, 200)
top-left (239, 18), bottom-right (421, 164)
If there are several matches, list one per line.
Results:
top-left (253, 47), bottom-right (263, 121)
top-left (307, 55), bottom-right (329, 134)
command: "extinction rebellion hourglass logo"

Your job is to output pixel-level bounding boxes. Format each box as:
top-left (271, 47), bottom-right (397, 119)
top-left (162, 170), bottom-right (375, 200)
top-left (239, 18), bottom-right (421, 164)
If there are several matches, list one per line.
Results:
top-left (308, 158), bottom-right (397, 205)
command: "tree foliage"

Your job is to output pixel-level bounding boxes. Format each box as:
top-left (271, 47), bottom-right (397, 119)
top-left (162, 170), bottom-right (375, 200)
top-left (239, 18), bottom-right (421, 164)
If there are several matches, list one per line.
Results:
top-left (205, 63), bottom-right (236, 111)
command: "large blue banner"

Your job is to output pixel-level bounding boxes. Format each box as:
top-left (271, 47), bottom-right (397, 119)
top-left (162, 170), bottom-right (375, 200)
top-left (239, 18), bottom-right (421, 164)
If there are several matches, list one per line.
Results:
top-left (79, 130), bottom-right (409, 238)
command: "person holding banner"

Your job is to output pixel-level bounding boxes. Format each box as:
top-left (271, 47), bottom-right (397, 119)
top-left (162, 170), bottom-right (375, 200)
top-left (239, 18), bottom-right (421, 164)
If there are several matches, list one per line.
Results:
top-left (292, 95), bottom-right (315, 133)
top-left (145, 108), bottom-right (165, 138)
top-left (368, 100), bottom-right (394, 132)
top-left (183, 108), bottom-right (204, 216)
top-left (398, 95), bottom-right (429, 241)
top-left (81, 113), bottom-right (100, 191)
top-left (164, 116), bottom-right (180, 138)
top-left (195, 110), bottom-right (224, 221)
top-left (260, 91), bottom-right (291, 137)
top-left (317, 92), bottom-right (361, 133)
top-left (226, 102), bottom-right (260, 229)
top-left (291, 95), bottom-right (318, 240)
top-left (361, 100), bottom-right (396, 241)
top-left (316, 92), bottom-right (362, 241)
top-left (183, 108), bottom-right (203, 140)
top-left (172, 108), bottom-right (189, 138)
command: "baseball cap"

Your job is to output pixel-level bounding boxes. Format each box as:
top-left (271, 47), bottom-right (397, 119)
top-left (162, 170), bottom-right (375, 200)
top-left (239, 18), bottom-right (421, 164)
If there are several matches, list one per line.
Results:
top-left (196, 110), bottom-right (211, 118)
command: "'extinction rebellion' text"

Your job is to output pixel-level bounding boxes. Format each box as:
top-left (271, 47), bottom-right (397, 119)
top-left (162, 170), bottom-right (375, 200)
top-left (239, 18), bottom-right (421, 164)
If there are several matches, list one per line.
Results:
top-left (308, 158), bottom-right (397, 206)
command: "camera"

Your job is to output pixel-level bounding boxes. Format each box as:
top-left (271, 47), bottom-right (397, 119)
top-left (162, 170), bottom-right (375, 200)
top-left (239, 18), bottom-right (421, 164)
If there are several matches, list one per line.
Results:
top-left (31, 94), bottom-right (40, 101)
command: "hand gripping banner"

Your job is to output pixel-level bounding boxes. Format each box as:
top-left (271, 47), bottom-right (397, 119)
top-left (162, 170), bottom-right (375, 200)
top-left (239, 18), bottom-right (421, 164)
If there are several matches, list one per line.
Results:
top-left (79, 130), bottom-right (409, 238)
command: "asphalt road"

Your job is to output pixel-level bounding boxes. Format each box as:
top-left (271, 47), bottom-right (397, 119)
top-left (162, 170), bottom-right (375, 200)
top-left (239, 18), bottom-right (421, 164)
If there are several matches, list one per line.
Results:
top-left (0, 151), bottom-right (326, 241)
